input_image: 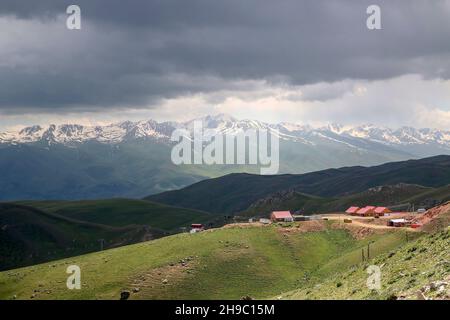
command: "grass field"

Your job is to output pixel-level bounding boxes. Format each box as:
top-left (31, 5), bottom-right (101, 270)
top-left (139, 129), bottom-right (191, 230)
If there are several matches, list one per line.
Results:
top-left (280, 228), bottom-right (450, 300)
top-left (0, 221), bottom-right (413, 300)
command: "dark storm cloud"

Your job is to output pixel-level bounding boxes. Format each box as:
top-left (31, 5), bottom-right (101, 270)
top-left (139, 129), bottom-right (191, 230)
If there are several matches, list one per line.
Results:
top-left (0, 0), bottom-right (450, 112)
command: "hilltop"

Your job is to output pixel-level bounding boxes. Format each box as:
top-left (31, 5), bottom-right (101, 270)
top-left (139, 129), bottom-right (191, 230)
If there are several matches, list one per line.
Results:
top-left (148, 155), bottom-right (450, 213)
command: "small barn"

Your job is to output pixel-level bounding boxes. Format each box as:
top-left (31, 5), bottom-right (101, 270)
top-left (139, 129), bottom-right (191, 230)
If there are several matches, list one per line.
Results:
top-left (270, 211), bottom-right (293, 222)
top-left (190, 223), bottom-right (204, 233)
top-left (345, 206), bottom-right (360, 215)
top-left (374, 207), bottom-right (392, 216)
top-left (259, 218), bottom-right (271, 224)
top-left (356, 206), bottom-right (376, 216)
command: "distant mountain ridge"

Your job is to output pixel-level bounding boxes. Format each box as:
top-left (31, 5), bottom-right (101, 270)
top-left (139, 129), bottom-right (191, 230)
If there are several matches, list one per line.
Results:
top-left (2, 114), bottom-right (450, 150)
top-left (147, 155), bottom-right (450, 213)
top-left (1, 114), bottom-right (450, 200)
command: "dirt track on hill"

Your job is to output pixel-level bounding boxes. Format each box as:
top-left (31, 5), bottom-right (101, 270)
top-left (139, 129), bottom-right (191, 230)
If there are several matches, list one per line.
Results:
top-left (412, 202), bottom-right (450, 225)
top-left (320, 214), bottom-right (421, 234)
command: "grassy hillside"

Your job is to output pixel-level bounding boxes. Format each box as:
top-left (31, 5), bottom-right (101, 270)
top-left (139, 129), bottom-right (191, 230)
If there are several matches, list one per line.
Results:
top-left (403, 185), bottom-right (450, 208)
top-left (0, 199), bottom-right (216, 271)
top-left (275, 208), bottom-right (450, 300)
top-left (0, 221), bottom-right (413, 300)
top-left (242, 191), bottom-right (333, 217)
top-left (280, 229), bottom-right (450, 300)
top-left (242, 184), bottom-right (450, 217)
top-left (0, 203), bottom-right (159, 271)
top-left (147, 155), bottom-right (450, 213)
top-left (17, 199), bottom-right (215, 232)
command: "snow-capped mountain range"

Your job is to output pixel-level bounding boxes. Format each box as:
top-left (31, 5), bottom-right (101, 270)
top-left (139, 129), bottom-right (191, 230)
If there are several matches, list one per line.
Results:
top-left (1, 114), bottom-right (450, 149)
top-left (2, 113), bottom-right (450, 201)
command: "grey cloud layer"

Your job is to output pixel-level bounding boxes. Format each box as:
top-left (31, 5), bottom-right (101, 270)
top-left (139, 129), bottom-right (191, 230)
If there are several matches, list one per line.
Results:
top-left (1, 0), bottom-right (450, 112)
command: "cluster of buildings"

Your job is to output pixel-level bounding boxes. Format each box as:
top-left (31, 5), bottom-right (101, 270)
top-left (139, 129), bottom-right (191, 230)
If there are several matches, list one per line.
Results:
top-left (268, 211), bottom-right (322, 222)
top-left (251, 211), bottom-right (313, 224)
top-left (189, 204), bottom-right (425, 233)
top-left (346, 205), bottom-right (424, 228)
top-left (345, 206), bottom-right (391, 217)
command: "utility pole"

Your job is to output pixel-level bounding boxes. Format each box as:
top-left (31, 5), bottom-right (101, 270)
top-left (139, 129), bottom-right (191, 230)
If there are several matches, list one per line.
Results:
top-left (98, 239), bottom-right (105, 251)
top-left (367, 241), bottom-right (375, 260)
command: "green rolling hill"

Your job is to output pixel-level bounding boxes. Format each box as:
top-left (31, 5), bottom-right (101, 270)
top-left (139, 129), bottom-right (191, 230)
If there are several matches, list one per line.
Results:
top-left (147, 155), bottom-right (450, 214)
top-left (17, 199), bottom-right (215, 232)
top-left (0, 199), bottom-right (216, 271)
top-left (242, 184), bottom-right (450, 217)
top-left (0, 221), bottom-right (417, 300)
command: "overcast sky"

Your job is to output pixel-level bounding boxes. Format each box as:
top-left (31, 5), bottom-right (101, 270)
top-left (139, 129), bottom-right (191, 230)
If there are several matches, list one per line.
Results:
top-left (1, 0), bottom-right (450, 130)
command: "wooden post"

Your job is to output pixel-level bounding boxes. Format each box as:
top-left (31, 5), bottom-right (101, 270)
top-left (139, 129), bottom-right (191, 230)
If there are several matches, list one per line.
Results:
top-left (98, 239), bottom-right (104, 251)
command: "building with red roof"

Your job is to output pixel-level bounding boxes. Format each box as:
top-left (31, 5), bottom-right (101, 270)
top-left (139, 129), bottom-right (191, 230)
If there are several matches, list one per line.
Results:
top-left (356, 206), bottom-right (376, 216)
top-left (373, 207), bottom-right (392, 216)
top-left (270, 211), bottom-right (294, 222)
top-left (345, 206), bottom-right (360, 215)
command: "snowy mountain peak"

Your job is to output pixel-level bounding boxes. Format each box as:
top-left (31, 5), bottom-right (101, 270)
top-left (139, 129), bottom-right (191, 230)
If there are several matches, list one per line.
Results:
top-left (19, 125), bottom-right (43, 136)
top-left (1, 116), bottom-right (450, 149)
top-left (322, 123), bottom-right (346, 134)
